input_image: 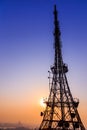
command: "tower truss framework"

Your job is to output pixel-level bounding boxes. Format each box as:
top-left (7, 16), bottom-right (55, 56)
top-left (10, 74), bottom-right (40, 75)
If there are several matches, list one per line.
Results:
top-left (39, 5), bottom-right (85, 130)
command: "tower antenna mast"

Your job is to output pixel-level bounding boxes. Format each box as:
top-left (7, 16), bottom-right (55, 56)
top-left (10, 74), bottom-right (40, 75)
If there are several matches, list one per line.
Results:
top-left (39, 5), bottom-right (85, 130)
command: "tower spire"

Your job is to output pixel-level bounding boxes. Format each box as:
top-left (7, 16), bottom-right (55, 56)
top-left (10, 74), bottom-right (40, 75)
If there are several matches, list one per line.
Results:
top-left (39, 5), bottom-right (85, 130)
top-left (54, 4), bottom-right (61, 71)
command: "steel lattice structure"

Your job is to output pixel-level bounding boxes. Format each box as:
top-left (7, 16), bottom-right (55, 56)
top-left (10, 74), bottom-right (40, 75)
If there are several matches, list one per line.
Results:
top-left (39, 5), bottom-right (85, 130)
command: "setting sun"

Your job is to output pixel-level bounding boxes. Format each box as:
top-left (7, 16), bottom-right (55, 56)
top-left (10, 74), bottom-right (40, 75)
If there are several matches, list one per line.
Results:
top-left (40, 98), bottom-right (46, 108)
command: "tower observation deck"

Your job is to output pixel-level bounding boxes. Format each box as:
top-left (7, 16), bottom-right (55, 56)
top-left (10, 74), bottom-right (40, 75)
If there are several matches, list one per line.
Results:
top-left (39, 5), bottom-right (85, 130)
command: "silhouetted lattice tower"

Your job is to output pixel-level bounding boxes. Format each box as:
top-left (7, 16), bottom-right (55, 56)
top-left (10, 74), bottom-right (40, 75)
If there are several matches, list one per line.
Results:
top-left (39, 5), bottom-right (85, 130)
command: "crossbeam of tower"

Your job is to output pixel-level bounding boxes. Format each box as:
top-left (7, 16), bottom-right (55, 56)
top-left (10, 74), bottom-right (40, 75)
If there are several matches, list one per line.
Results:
top-left (39, 5), bottom-right (85, 130)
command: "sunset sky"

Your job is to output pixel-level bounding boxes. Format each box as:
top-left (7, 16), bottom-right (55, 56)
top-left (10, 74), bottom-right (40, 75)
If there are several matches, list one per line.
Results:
top-left (0, 0), bottom-right (87, 128)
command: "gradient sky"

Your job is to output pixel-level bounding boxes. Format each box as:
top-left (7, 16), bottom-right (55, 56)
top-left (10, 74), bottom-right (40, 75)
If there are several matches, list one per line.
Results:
top-left (0, 0), bottom-right (87, 128)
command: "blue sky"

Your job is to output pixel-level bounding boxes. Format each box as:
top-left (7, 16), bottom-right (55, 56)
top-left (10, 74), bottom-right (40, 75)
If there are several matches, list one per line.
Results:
top-left (0, 0), bottom-right (87, 128)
